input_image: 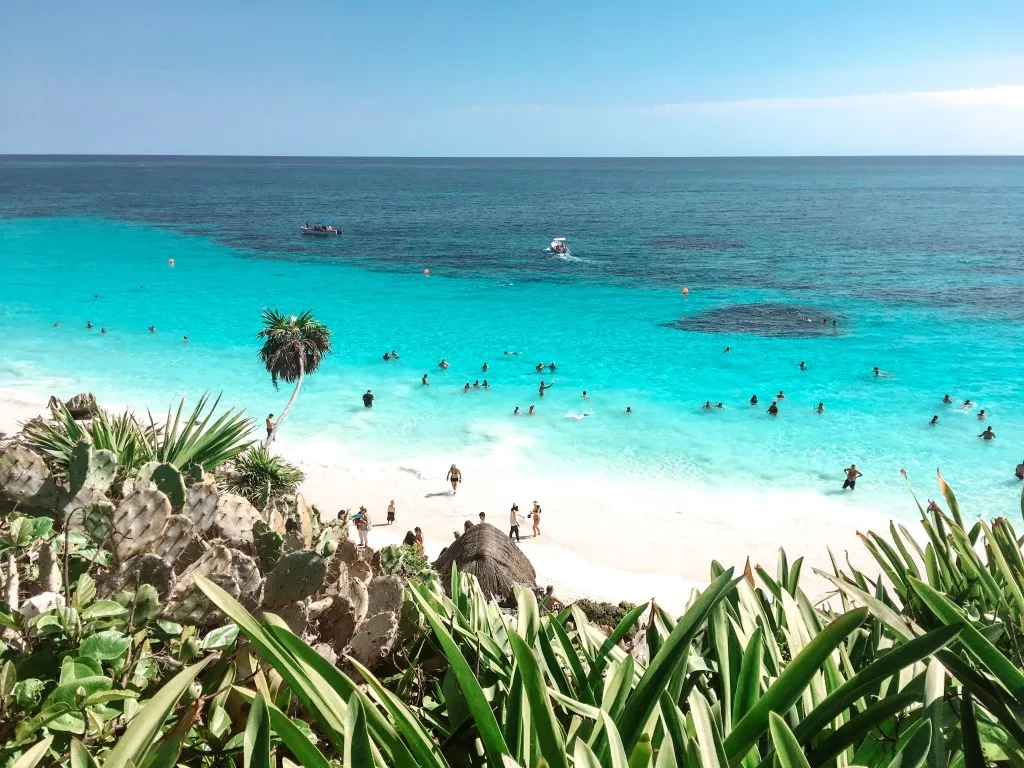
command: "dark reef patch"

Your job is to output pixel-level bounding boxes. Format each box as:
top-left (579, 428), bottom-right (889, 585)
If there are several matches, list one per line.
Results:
top-left (665, 303), bottom-right (842, 338)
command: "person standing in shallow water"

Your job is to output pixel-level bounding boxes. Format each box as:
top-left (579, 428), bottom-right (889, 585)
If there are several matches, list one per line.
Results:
top-left (539, 381), bottom-right (554, 397)
top-left (979, 426), bottom-right (996, 440)
top-left (842, 464), bottom-right (863, 491)
top-left (767, 401), bottom-right (779, 416)
top-left (446, 464), bottom-right (463, 494)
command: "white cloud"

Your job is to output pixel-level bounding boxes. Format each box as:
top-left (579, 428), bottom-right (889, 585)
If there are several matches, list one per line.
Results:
top-left (648, 85), bottom-right (1024, 115)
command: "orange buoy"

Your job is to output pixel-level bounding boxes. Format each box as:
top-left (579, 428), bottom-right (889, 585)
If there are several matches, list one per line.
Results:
top-left (423, 268), bottom-right (430, 276)
top-left (681, 287), bottom-right (689, 295)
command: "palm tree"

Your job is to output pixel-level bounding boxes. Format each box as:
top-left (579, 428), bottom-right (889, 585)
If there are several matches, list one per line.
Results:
top-left (257, 308), bottom-right (332, 447)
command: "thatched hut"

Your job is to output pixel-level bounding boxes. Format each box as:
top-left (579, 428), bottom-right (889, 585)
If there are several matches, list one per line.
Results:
top-left (432, 523), bottom-right (536, 602)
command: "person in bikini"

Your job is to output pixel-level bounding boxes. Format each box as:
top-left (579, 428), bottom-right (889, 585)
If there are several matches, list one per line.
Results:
top-left (530, 501), bottom-right (542, 536)
top-left (446, 464), bottom-right (463, 494)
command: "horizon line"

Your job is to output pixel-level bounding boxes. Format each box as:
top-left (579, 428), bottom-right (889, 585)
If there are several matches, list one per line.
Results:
top-left (2, 153), bottom-right (1024, 160)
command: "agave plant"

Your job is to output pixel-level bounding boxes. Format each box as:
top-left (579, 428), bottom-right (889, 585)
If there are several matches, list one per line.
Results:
top-left (145, 392), bottom-right (255, 472)
top-left (226, 445), bottom-right (304, 505)
top-left (23, 401), bottom-right (154, 473)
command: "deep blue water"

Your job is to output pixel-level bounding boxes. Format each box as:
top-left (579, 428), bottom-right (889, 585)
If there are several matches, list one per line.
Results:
top-left (1, 155), bottom-right (1023, 519)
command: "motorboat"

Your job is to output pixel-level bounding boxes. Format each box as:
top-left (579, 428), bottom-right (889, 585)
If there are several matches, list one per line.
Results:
top-left (301, 220), bottom-right (341, 236)
top-left (550, 237), bottom-right (568, 254)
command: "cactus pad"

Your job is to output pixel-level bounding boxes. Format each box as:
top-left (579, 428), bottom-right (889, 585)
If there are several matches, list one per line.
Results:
top-left (229, 550), bottom-right (263, 610)
top-left (0, 445), bottom-right (56, 510)
top-left (295, 493), bottom-right (314, 548)
top-left (367, 575), bottom-right (404, 618)
top-left (154, 515), bottom-right (197, 566)
top-left (334, 538), bottom-right (359, 566)
top-left (112, 489), bottom-right (172, 563)
top-left (106, 553), bottom-right (176, 600)
top-left (348, 558), bottom-right (373, 584)
top-left (182, 478), bottom-right (219, 533)
top-left (263, 550), bottom-right (326, 609)
top-left (212, 493), bottom-right (260, 545)
top-left (314, 595), bottom-right (359, 652)
top-left (338, 576), bottom-right (369, 625)
top-left (269, 600), bottom-right (309, 636)
top-left (166, 572), bottom-right (238, 628)
top-left (177, 544), bottom-right (234, 592)
top-left (253, 521), bottom-right (283, 572)
top-left (151, 463), bottom-right (186, 510)
top-left (347, 611), bottom-right (398, 671)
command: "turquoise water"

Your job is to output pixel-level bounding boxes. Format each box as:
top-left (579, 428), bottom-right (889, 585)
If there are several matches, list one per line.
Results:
top-left (1, 157), bottom-right (1023, 520)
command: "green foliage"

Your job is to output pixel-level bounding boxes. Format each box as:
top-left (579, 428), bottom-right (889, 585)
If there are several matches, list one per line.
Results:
top-left (378, 544), bottom-right (431, 580)
top-left (227, 446), bottom-right (304, 506)
top-left (146, 392), bottom-right (255, 472)
top-left (24, 403), bottom-right (154, 474)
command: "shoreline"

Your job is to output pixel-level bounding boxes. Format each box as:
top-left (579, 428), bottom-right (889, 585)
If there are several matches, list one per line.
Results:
top-left (1, 387), bottom-right (894, 613)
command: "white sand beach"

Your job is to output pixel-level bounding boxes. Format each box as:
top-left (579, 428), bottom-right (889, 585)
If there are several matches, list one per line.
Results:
top-left (1, 389), bottom-right (893, 614)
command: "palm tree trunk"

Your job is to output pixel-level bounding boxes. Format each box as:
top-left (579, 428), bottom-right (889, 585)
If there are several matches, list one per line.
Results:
top-left (266, 356), bottom-right (304, 448)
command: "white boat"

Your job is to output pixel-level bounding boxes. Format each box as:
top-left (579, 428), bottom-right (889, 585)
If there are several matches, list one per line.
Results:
top-left (550, 237), bottom-right (568, 254)
top-left (301, 221), bottom-right (341, 236)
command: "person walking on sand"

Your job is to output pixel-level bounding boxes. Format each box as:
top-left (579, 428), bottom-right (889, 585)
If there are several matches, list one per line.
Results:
top-left (446, 464), bottom-right (463, 494)
top-left (530, 501), bottom-right (542, 536)
top-left (842, 464), bottom-right (863, 491)
top-left (539, 380), bottom-right (554, 397)
top-left (509, 503), bottom-right (522, 542)
top-left (387, 500), bottom-right (396, 525)
top-left (355, 506), bottom-right (371, 546)
top-left (265, 414), bottom-right (274, 440)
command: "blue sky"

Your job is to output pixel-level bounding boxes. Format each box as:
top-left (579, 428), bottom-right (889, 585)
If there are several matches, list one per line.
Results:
top-left (1, 1), bottom-right (1023, 155)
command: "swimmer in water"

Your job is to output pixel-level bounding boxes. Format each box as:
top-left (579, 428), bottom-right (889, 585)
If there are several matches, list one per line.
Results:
top-left (625, 406), bottom-right (632, 414)
top-left (979, 426), bottom-right (996, 440)
top-left (549, 362), bottom-right (557, 371)
top-left (473, 380), bottom-right (480, 389)
top-left (528, 405), bottom-right (536, 415)
top-left (483, 380), bottom-right (489, 389)
top-left (799, 361), bottom-right (807, 371)
top-left (715, 402), bottom-right (724, 409)
top-left (822, 318), bottom-right (827, 325)
top-left (439, 359), bottom-right (450, 369)
top-left (482, 362), bottom-right (489, 372)
top-left (724, 346), bottom-right (731, 353)
top-left (86, 321), bottom-right (93, 329)
top-left (183, 336), bottom-right (189, 344)
top-left (703, 401), bottom-right (713, 410)
top-left (816, 402), bottom-right (824, 413)
top-left (148, 325), bottom-right (155, 333)
top-left (539, 381), bottom-right (554, 397)
top-left (463, 383), bottom-right (471, 392)
top-left (963, 399), bottom-right (974, 408)
top-left (767, 401), bottom-right (779, 416)
top-left (536, 362), bottom-right (545, 373)
top-left (930, 415), bottom-right (939, 425)
top-left (776, 390), bottom-right (785, 400)
top-left (832, 319), bottom-right (837, 327)
top-left (362, 390), bottom-right (374, 408)
top-left (53, 322), bottom-right (60, 327)
top-left (942, 394), bottom-right (953, 404)
top-left (749, 394), bottom-right (758, 405)
top-left (422, 374), bottom-right (429, 385)
top-left (101, 327), bottom-right (107, 334)
top-left (582, 391), bottom-right (589, 400)
top-left (978, 409), bottom-right (987, 420)
top-left (383, 352), bottom-right (391, 360)
top-left (513, 406), bottom-right (520, 415)
top-left (872, 367), bottom-right (890, 378)
top-left (391, 349), bottom-right (399, 358)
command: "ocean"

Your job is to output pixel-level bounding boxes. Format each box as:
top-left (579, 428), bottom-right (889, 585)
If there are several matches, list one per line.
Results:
top-left (1, 156), bottom-right (1023, 522)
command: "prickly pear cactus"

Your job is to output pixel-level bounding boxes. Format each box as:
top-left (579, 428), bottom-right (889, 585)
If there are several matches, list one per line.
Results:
top-left (367, 575), bottom-right (404, 618)
top-left (348, 611), bottom-right (399, 671)
top-left (151, 463), bottom-right (186, 510)
top-left (107, 553), bottom-right (176, 600)
top-left (229, 551), bottom-right (263, 610)
top-left (185, 463), bottom-right (204, 484)
top-left (338, 576), bottom-right (369, 625)
top-left (263, 550), bottom-right (326, 609)
top-left (314, 595), bottom-right (358, 651)
top-left (63, 489), bottom-right (113, 534)
top-left (265, 497), bottom-right (289, 535)
top-left (253, 521), bottom-right (283, 572)
top-left (212, 493), bottom-right (260, 545)
top-left (68, 441), bottom-right (117, 495)
top-left (182, 478), bottom-right (219, 533)
top-left (348, 558), bottom-right (373, 584)
top-left (270, 600), bottom-right (309, 636)
top-left (167, 572), bottom-right (238, 628)
top-left (154, 515), bottom-right (197, 566)
top-left (177, 544), bottom-right (234, 592)
top-left (0, 445), bottom-right (55, 509)
top-left (295, 493), bottom-right (314, 548)
top-left (334, 538), bottom-right (360, 566)
top-left (133, 461), bottom-right (161, 489)
top-left (35, 543), bottom-right (61, 593)
top-left (112, 489), bottom-right (172, 563)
